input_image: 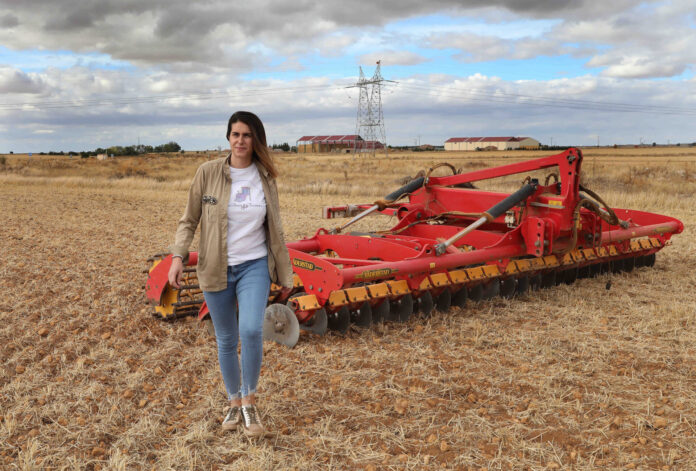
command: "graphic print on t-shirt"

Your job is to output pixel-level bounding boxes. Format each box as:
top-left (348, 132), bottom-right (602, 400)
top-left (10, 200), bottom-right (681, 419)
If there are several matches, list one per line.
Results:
top-left (235, 187), bottom-right (251, 202)
top-left (229, 166), bottom-right (265, 214)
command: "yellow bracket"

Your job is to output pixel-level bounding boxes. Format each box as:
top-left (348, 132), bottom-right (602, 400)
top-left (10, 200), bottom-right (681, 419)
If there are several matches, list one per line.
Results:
top-left (582, 248), bottom-right (597, 260)
top-left (366, 283), bottom-right (389, 301)
top-left (344, 286), bottom-right (370, 303)
top-left (386, 280), bottom-right (410, 297)
top-left (327, 290), bottom-right (349, 308)
top-left (542, 255), bottom-right (559, 268)
top-left (292, 294), bottom-right (321, 311)
top-left (429, 272), bottom-right (451, 287)
top-left (448, 269), bottom-right (469, 283)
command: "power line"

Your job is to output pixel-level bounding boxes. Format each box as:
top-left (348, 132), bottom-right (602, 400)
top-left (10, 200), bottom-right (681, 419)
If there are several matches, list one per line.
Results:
top-left (0, 84), bottom-right (341, 111)
top-left (2, 79), bottom-right (694, 118)
top-left (388, 83), bottom-right (696, 116)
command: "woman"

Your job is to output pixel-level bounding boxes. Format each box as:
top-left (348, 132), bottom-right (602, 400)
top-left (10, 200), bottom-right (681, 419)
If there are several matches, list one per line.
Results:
top-left (168, 111), bottom-right (293, 437)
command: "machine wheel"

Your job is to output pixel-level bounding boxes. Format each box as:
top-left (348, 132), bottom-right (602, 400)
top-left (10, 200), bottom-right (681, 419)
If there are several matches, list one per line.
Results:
top-left (371, 299), bottom-right (389, 325)
top-left (351, 301), bottom-right (372, 327)
top-left (500, 278), bottom-right (516, 299)
top-left (623, 256), bottom-right (635, 272)
top-left (327, 306), bottom-right (350, 334)
top-left (452, 286), bottom-right (467, 308)
top-left (416, 291), bottom-right (434, 317)
top-left (436, 289), bottom-right (452, 312)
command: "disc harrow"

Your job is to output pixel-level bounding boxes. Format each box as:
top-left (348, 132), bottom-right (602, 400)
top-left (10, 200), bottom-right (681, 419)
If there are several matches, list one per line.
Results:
top-left (145, 148), bottom-right (683, 346)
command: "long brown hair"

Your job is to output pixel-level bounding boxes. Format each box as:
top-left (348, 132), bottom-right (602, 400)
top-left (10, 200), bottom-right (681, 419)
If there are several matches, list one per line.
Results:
top-left (226, 111), bottom-right (278, 178)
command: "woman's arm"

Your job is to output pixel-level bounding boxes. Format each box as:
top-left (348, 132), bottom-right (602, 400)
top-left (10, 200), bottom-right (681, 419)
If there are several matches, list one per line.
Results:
top-left (168, 165), bottom-right (205, 287)
top-left (170, 165), bottom-right (205, 260)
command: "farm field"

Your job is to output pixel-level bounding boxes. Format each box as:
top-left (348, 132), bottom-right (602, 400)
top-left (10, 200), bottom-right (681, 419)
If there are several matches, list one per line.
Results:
top-left (1, 147), bottom-right (695, 470)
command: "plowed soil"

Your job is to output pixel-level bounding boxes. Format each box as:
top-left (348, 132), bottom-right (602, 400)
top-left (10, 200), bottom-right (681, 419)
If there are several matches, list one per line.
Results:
top-left (1, 147), bottom-right (695, 470)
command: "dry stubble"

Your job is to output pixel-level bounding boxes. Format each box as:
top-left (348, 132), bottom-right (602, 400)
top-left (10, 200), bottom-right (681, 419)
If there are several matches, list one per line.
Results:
top-left (1, 147), bottom-right (695, 470)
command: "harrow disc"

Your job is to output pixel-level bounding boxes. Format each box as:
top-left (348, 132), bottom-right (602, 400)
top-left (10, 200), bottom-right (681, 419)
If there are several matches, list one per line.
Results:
top-left (562, 267), bottom-right (578, 285)
top-left (436, 289), bottom-right (452, 312)
top-left (645, 253), bottom-right (656, 267)
top-left (452, 286), bottom-right (468, 308)
top-left (578, 265), bottom-right (590, 278)
top-left (590, 263), bottom-right (602, 277)
top-left (371, 299), bottom-right (389, 324)
top-left (500, 278), bottom-right (516, 299)
top-left (529, 273), bottom-right (542, 291)
top-left (263, 304), bottom-right (300, 348)
top-left (468, 284), bottom-right (484, 302)
top-left (482, 279), bottom-right (500, 299)
top-left (389, 294), bottom-right (414, 322)
top-left (299, 308), bottom-right (328, 336)
top-left (610, 259), bottom-right (624, 273)
top-left (289, 292), bottom-right (328, 336)
top-left (540, 271), bottom-right (556, 289)
top-left (516, 276), bottom-right (530, 295)
top-left (416, 291), bottom-right (434, 317)
top-left (203, 317), bottom-right (215, 338)
top-left (328, 306), bottom-right (351, 334)
top-left (351, 301), bottom-right (372, 327)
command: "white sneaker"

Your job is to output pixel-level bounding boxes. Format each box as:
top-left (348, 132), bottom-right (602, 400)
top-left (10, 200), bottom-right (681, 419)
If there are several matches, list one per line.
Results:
top-left (241, 404), bottom-right (271, 437)
top-left (222, 406), bottom-right (241, 431)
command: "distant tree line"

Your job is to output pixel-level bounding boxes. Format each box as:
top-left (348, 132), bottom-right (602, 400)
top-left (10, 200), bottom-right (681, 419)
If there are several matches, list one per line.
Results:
top-left (271, 142), bottom-right (296, 152)
top-left (37, 141), bottom-right (182, 158)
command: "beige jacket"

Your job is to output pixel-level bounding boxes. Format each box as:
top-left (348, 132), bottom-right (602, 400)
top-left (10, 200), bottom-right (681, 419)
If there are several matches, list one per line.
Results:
top-left (170, 155), bottom-right (294, 292)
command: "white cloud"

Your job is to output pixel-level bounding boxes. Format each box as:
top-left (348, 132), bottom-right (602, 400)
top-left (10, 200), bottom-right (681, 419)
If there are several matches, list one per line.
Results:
top-left (0, 67), bottom-right (46, 93)
top-left (1, 0), bottom-right (695, 152)
top-left (1, 65), bottom-right (694, 152)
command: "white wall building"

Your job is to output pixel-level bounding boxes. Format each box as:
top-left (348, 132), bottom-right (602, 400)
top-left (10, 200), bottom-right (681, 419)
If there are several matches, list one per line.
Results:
top-left (445, 136), bottom-right (540, 151)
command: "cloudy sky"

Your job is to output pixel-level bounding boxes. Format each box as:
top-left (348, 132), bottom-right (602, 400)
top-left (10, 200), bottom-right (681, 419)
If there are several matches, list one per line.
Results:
top-left (0, 0), bottom-right (695, 152)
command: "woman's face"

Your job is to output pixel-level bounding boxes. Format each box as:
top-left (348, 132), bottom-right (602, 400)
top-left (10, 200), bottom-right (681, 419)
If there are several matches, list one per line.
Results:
top-left (228, 121), bottom-right (254, 162)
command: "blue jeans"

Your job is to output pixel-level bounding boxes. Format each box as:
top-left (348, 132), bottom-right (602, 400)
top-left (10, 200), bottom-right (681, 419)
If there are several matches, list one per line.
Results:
top-left (203, 256), bottom-right (271, 400)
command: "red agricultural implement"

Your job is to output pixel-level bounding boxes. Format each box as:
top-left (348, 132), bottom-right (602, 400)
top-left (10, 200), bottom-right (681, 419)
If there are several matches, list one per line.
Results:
top-left (146, 148), bottom-right (683, 346)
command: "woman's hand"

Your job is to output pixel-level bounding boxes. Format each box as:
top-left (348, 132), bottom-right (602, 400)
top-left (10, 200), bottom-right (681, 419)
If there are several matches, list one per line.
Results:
top-left (280, 286), bottom-right (293, 298)
top-left (168, 256), bottom-right (184, 289)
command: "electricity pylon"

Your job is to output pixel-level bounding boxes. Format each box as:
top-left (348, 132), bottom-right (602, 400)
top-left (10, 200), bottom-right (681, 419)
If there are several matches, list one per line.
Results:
top-left (348, 61), bottom-right (393, 156)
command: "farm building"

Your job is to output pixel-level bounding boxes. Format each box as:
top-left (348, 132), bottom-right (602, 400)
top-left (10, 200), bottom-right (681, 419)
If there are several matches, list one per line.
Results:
top-left (445, 137), bottom-right (540, 151)
top-left (297, 135), bottom-right (385, 153)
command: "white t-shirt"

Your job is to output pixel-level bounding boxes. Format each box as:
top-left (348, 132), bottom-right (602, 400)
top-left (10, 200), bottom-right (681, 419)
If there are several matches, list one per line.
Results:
top-left (227, 164), bottom-right (267, 266)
